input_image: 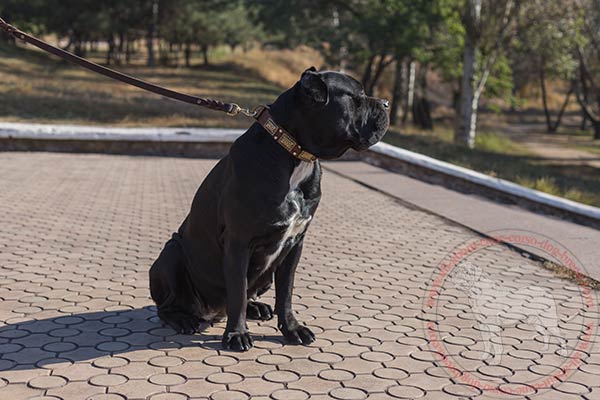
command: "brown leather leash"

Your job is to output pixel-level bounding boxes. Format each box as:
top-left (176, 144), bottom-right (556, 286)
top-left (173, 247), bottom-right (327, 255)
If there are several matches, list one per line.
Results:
top-left (0, 17), bottom-right (317, 162)
top-left (0, 17), bottom-right (254, 117)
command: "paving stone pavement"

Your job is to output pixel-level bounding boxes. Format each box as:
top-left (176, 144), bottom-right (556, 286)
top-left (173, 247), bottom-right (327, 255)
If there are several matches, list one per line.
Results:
top-left (0, 152), bottom-right (598, 400)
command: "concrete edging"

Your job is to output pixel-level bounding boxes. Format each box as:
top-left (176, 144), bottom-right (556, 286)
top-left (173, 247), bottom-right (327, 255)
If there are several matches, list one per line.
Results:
top-left (364, 143), bottom-right (600, 228)
top-left (1, 122), bottom-right (599, 227)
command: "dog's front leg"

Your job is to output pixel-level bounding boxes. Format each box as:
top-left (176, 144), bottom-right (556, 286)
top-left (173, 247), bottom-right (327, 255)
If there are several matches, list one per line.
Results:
top-left (275, 239), bottom-right (316, 345)
top-left (222, 239), bottom-right (253, 351)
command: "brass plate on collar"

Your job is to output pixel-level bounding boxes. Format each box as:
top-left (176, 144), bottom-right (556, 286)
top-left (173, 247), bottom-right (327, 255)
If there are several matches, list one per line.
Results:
top-left (264, 119), bottom-right (278, 135)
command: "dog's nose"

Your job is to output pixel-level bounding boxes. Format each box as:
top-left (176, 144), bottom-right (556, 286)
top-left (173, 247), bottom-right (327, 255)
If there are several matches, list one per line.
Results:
top-left (381, 99), bottom-right (390, 109)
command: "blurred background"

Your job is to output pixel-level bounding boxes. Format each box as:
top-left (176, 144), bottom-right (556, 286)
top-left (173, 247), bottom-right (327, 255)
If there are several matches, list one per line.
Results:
top-left (1, 0), bottom-right (599, 206)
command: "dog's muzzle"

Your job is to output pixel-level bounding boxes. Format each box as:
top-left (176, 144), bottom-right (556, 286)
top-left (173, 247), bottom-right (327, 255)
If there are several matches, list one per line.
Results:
top-left (352, 99), bottom-right (389, 151)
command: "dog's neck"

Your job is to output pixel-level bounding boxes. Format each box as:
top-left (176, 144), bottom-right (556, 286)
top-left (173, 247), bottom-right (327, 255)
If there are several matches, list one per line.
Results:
top-left (268, 89), bottom-right (297, 137)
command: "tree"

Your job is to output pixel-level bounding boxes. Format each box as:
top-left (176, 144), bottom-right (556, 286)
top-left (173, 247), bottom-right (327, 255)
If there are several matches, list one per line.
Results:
top-left (221, 3), bottom-right (263, 52)
top-left (161, 0), bottom-right (260, 67)
top-left (512, 0), bottom-right (577, 133)
top-left (355, 0), bottom-right (448, 125)
top-left (572, 0), bottom-right (600, 139)
top-left (454, 0), bottom-right (520, 148)
top-left (0, 0), bottom-right (49, 43)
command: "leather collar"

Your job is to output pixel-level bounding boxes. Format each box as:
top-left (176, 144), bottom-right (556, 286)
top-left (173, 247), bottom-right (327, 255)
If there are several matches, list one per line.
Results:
top-left (254, 106), bottom-right (317, 163)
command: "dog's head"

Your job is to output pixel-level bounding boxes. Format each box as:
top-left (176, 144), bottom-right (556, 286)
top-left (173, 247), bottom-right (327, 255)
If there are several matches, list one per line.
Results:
top-left (270, 67), bottom-right (389, 160)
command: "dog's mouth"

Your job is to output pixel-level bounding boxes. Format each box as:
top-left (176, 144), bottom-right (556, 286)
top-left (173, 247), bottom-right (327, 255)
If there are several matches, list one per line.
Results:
top-left (351, 104), bottom-right (389, 151)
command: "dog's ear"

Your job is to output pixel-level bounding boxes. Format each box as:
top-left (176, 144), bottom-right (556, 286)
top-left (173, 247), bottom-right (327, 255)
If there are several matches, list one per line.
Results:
top-left (300, 68), bottom-right (328, 105)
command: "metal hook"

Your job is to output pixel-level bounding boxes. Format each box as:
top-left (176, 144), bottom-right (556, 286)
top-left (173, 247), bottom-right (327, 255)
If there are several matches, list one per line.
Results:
top-left (227, 104), bottom-right (259, 118)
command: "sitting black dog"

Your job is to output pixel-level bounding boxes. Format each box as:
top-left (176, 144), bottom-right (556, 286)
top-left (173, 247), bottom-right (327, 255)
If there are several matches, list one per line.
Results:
top-left (150, 67), bottom-right (389, 351)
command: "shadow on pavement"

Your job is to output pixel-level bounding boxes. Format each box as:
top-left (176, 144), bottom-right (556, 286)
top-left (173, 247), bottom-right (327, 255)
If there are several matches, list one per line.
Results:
top-left (0, 306), bottom-right (279, 370)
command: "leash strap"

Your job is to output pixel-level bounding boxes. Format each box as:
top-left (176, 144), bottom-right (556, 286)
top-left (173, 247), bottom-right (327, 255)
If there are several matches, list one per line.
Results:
top-left (0, 17), bottom-right (254, 117)
top-left (1, 17), bottom-right (317, 162)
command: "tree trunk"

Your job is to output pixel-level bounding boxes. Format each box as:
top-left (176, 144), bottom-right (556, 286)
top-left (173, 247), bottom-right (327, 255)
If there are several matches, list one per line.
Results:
top-left (361, 54), bottom-right (376, 90)
top-left (106, 34), bottom-right (115, 65)
top-left (413, 65), bottom-right (433, 130)
top-left (74, 34), bottom-right (85, 57)
top-left (367, 54), bottom-right (391, 96)
top-left (539, 63), bottom-right (553, 133)
top-left (125, 39), bottom-right (132, 64)
top-left (201, 45), bottom-right (209, 66)
top-left (116, 31), bottom-right (125, 66)
top-left (575, 67), bottom-right (600, 139)
top-left (581, 111), bottom-right (588, 130)
top-left (551, 86), bottom-right (573, 133)
top-left (402, 60), bottom-right (416, 123)
top-left (146, 0), bottom-right (159, 67)
top-left (185, 44), bottom-right (192, 68)
top-left (454, 31), bottom-right (478, 148)
top-left (64, 35), bottom-right (73, 51)
top-left (390, 58), bottom-right (403, 126)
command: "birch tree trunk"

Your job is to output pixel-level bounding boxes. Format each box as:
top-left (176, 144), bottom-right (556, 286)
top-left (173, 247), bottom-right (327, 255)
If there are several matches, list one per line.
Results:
top-left (455, 30), bottom-right (478, 148)
top-left (402, 60), bottom-right (416, 123)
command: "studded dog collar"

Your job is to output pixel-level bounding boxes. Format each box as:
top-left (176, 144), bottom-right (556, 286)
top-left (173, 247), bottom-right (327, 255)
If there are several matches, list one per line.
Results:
top-left (254, 106), bottom-right (317, 163)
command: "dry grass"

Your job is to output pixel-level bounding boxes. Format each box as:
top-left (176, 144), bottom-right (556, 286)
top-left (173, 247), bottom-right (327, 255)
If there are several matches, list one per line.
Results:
top-left (0, 42), bottom-right (325, 127)
top-left (0, 43), bottom-right (314, 128)
top-left (229, 46), bottom-right (324, 88)
top-left (385, 124), bottom-right (600, 207)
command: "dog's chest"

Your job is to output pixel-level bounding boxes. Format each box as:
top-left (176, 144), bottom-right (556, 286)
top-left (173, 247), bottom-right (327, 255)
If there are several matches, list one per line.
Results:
top-left (262, 162), bottom-right (315, 269)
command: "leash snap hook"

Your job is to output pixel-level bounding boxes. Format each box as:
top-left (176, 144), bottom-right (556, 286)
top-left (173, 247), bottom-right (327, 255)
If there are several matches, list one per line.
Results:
top-left (227, 103), bottom-right (259, 118)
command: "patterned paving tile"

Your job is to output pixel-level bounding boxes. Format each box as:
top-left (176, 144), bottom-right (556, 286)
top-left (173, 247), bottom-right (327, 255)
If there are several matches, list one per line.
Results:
top-left (0, 152), bottom-right (597, 399)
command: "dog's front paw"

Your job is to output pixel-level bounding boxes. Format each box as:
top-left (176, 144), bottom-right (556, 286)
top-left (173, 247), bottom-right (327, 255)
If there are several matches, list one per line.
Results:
top-left (280, 322), bottom-right (316, 345)
top-left (222, 330), bottom-right (254, 351)
top-left (246, 301), bottom-right (273, 321)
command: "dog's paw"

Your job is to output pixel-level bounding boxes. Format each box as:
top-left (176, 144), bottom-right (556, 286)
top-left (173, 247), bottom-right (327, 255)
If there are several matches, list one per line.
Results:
top-left (246, 301), bottom-right (273, 321)
top-left (222, 330), bottom-right (254, 351)
top-left (280, 323), bottom-right (316, 345)
top-left (159, 311), bottom-right (201, 335)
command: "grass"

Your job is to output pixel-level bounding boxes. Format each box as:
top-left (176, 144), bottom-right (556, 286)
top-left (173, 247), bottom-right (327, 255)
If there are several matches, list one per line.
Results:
top-left (0, 42), bottom-right (307, 128)
top-left (1, 41), bottom-right (599, 207)
top-left (383, 126), bottom-right (600, 206)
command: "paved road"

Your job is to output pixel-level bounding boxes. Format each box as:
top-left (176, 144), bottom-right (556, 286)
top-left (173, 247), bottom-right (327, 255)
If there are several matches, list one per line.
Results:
top-left (0, 153), bottom-right (598, 399)
top-left (325, 162), bottom-right (600, 283)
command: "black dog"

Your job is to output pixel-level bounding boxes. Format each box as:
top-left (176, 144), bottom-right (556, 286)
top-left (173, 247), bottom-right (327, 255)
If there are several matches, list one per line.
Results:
top-left (150, 67), bottom-right (389, 351)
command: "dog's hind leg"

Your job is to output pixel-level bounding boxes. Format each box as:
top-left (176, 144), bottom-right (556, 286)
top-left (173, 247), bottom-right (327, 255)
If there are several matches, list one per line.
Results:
top-left (150, 236), bottom-right (203, 334)
top-left (246, 273), bottom-right (274, 321)
top-left (247, 301), bottom-right (273, 321)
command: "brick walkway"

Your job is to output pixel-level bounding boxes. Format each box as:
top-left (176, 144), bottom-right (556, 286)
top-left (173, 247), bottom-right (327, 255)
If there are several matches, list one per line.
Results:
top-left (0, 152), bottom-right (597, 400)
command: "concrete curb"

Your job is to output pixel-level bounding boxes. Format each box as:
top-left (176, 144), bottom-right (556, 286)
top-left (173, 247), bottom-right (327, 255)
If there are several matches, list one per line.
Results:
top-left (1, 122), bottom-right (599, 227)
top-left (365, 143), bottom-right (600, 228)
top-left (0, 122), bottom-right (244, 142)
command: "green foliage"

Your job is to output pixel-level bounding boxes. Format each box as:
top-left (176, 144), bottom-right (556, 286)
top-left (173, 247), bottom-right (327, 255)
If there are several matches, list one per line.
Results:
top-left (430, 5), bottom-right (464, 82)
top-left (485, 54), bottom-right (513, 100)
top-left (512, 0), bottom-right (579, 84)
